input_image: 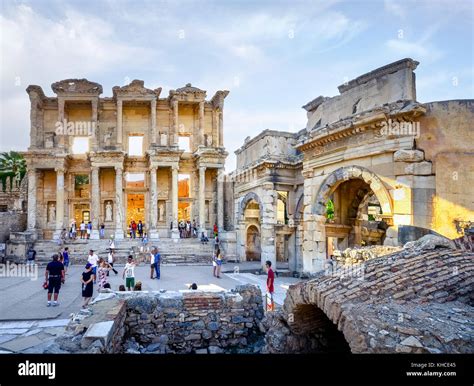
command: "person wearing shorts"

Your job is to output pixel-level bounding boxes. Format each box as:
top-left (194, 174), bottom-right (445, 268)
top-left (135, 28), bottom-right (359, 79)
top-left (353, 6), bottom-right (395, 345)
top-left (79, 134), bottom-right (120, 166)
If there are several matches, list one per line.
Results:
top-left (62, 247), bottom-right (70, 274)
top-left (45, 254), bottom-right (65, 307)
top-left (123, 255), bottom-right (136, 291)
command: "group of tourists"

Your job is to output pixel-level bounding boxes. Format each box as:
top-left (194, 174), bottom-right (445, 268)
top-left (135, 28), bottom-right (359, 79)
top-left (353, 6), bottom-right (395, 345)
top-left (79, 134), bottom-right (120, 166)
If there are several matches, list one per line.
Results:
top-left (178, 219), bottom-right (197, 238)
top-left (40, 222), bottom-right (285, 312)
top-left (128, 220), bottom-right (145, 239)
top-left (66, 221), bottom-right (108, 241)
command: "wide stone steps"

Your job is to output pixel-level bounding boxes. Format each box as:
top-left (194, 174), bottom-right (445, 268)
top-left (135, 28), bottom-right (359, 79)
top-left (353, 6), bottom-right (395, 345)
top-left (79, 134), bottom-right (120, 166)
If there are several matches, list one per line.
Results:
top-left (31, 238), bottom-right (216, 265)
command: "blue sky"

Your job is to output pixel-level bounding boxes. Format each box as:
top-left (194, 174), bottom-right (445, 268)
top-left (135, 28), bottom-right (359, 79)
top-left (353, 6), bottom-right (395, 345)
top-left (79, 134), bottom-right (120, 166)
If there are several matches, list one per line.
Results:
top-left (1, 0), bottom-right (472, 170)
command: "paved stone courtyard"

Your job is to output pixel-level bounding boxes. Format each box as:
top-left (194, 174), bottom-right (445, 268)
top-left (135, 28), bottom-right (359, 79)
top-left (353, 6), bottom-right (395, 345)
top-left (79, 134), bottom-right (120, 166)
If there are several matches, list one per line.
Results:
top-left (0, 263), bottom-right (301, 353)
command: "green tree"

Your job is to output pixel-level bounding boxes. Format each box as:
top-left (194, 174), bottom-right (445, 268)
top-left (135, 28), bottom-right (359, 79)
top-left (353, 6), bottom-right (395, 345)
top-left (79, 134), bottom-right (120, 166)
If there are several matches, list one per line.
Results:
top-left (326, 199), bottom-right (335, 221)
top-left (0, 151), bottom-right (27, 192)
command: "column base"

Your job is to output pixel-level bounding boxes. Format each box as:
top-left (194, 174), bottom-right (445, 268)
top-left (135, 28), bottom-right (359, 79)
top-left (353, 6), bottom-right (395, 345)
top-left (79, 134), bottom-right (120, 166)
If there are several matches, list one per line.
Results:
top-left (171, 229), bottom-right (180, 239)
top-left (53, 229), bottom-right (63, 240)
top-left (114, 230), bottom-right (125, 240)
top-left (149, 229), bottom-right (160, 240)
top-left (90, 230), bottom-right (100, 240)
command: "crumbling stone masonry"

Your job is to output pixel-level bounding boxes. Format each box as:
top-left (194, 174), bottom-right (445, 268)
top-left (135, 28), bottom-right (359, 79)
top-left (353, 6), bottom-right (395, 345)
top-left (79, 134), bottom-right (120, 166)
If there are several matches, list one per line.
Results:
top-left (262, 237), bottom-right (474, 353)
top-left (54, 284), bottom-right (264, 354)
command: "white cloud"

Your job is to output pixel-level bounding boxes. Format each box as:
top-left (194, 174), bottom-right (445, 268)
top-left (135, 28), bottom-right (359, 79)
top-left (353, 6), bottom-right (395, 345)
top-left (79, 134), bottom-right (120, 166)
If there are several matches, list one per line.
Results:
top-left (384, 0), bottom-right (406, 18)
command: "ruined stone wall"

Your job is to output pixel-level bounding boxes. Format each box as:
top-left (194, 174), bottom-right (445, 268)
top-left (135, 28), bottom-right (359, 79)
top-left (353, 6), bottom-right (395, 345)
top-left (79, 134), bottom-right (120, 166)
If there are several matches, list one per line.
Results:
top-left (235, 130), bottom-right (298, 170)
top-left (56, 285), bottom-right (264, 354)
top-left (417, 100), bottom-right (474, 238)
top-left (305, 59), bottom-right (418, 131)
top-left (0, 213), bottom-right (27, 243)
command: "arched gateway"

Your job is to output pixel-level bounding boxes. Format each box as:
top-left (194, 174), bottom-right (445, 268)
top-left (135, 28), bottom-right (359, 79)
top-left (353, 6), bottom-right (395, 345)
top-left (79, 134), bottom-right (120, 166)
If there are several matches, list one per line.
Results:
top-left (305, 165), bottom-right (394, 270)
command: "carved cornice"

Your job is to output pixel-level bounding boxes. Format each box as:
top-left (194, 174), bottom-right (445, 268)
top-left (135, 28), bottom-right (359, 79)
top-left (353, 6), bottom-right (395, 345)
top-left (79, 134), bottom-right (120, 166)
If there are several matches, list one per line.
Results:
top-left (26, 85), bottom-right (46, 103)
top-left (302, 95), bottom-right (328, 112)
top-left (211, 90), bottom-right (230, 110)
top-left (296, 101), bottom-right (426, 152)
top-left (113, 79), bottom-right (161, 100)
top-left (51, 79), bottom-right (103, 95)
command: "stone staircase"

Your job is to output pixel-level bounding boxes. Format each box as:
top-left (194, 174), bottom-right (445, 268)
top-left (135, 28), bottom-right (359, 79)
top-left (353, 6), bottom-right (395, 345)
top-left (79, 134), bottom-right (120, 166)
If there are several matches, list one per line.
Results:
top-left (32, 238), bottom-right (216, 266)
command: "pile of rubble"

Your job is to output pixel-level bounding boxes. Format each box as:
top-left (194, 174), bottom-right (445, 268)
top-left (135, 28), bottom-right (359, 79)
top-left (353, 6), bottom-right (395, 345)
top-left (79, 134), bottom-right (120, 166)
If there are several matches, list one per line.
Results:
top-left (333, 245), bottom-right (400, 265)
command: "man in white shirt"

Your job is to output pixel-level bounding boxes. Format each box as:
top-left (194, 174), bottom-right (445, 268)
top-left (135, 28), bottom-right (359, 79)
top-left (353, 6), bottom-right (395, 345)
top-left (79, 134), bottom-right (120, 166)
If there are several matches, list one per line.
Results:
top-left (87, 249), bottom-right (99, 283)
top-left (123, 255), bottom-right (136, 291)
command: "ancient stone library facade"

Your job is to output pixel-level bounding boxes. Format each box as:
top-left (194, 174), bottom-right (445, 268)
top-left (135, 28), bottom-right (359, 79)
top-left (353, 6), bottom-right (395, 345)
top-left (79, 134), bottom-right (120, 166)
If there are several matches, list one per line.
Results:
top-left (16, 58), bottom-right (474, 274)
top-left (24, 79), bottom-right (229, 241)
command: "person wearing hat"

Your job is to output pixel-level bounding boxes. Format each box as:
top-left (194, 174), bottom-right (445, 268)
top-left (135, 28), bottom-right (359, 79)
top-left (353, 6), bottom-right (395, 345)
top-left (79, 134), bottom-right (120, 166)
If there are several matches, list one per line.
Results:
top-left (81, 263), bottom-right (94, 308)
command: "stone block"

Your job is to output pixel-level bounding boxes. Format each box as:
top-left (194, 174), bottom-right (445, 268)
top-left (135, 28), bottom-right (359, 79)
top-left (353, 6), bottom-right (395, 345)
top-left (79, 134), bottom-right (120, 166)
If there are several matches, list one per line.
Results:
top-left (393, 150), bottom-right (424, 162)
top-left (404, 161), bottom-right (432, 175)
top-left (81, 321), bottom-right (114, 349)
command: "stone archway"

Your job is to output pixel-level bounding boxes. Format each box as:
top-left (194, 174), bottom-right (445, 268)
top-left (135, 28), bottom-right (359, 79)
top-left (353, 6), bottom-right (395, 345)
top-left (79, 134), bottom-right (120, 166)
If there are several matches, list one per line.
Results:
top-left (313, 166), bottom-right (393, 218)
top-left (239, 192), bottom-right (263, 220)
top-left (302, 166), bottom-right (394, 272)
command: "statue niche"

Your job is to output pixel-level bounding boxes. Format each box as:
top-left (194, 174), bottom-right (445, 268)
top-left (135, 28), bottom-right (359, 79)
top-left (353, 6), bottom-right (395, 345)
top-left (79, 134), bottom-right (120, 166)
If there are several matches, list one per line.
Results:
top-left (105, 201), bottom-right (113, 222)
top-left (48, 202), bottom-right (56, 223)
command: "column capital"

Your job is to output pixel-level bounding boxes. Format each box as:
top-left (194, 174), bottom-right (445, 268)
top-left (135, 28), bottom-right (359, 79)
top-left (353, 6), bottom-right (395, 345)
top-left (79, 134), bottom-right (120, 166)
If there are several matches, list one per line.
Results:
top-left (199, 165), bottom-right (207, 172)
top-left (150, 166), bottom-right (157, 173)
top-left (114, 166), bottom-right (123, 172)
top-left (54, 167), bottom-right (65, 174)
top-left (171, 165), bottom-right (179, 172)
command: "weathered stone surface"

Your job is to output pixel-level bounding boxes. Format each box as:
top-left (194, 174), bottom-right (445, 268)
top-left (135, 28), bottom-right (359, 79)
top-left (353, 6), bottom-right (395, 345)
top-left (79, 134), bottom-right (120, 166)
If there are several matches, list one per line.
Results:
top-left (262, 247), bottom-right (474, 353)
top-left (403, 234), bottom-right (454, 250)
top-left (393, 150), bottom-right (424, 162)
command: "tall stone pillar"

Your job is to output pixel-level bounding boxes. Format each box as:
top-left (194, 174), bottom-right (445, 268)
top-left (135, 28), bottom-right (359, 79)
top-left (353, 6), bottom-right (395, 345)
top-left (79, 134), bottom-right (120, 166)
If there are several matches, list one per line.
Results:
top-left (116, 99), bottom-right (123, 145)
top-left (91, 98), bottom-right (98, 150)
top-left (199, 166), bottom-right (206, 235)
top-left (151, 99), bottom-right (157, 145)
top-left (171, 165), bottom-right (179, 238)
top-left (218, 110), bottom-right (224, 147)
top-left (198, 101), bottom-right (205, 146)
top-left (149, 166), bottom-right (160, 240)
top-left (172, 98), bottom-right (179, 146)
top-left (90, 166), bottom-right (100, 239)
top-left (114, 166), bottom-right (124, 239)
top-left (53, 168), bottom-right (65, 239)
top-left (57, 98), bottom-right (65, 148)
top-left (217, 169), bottom-right (224, 231)
top-left (27, 168), bottom-right (37, 232)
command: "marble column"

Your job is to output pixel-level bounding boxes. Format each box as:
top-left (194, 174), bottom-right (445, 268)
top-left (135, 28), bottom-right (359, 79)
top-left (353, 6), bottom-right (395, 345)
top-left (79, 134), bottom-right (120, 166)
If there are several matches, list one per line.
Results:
top-left (91, 98), bottom-right (98, 150)
top-left (172, 98), bottom-right (179, 146)
top-left (27, 168), bottom-right (37, 231)
top-left (198, 101), bottom-right (205, 146)
top-left (149, 167), bottom-right (160, 239)
top-left (90, 166), bottom-right (100, 239)
top-left (217, 169), bottom-right (224, 231)
top-left (151, 99), bottom-right (157, 145)
top-left (171, 165), bottom-right (179, 238)
top-left (53, 168), bottom-right (65, 239)
top-left (114, 166), bottom-right (124, 239)
top-left (116, 99), bottom-right (123, 145)
top-left (57, 98), bottom-right (65, 148)
top-left (199, 166), bottom-right (206, 235)
top-left (218, 110), bottom-right (224, 147)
